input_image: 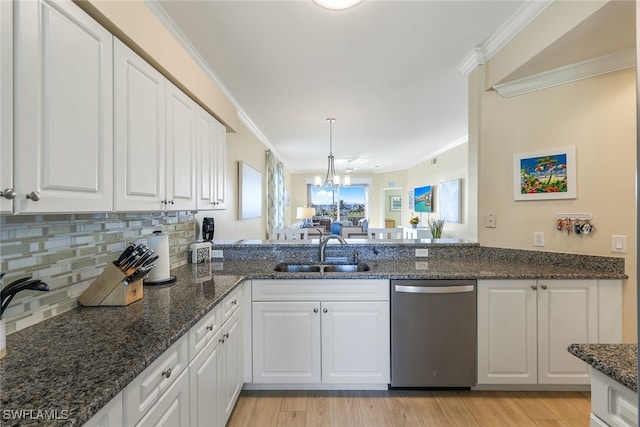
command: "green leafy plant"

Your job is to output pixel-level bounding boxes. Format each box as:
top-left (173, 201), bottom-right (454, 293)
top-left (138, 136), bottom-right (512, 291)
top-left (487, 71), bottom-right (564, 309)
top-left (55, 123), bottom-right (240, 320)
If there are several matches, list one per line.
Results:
top-left (429, 219), bottom-right (444, 238)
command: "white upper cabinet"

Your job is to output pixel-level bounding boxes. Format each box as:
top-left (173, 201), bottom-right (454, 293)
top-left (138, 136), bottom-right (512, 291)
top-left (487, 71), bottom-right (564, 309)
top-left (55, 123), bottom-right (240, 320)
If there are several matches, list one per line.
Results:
top-left (13, 0), bottom-right (113, 213)
top-left (212, 120), bottom-right (227, 210)
top-left (114, 40), bottom-right (197, 212)
top-left (0, 0), bottom-right (13, 214)
top-left (196, 105), bottom-right (227, 210)
top-left (165, 82), bottom-right (196, 211)
top-left (114, 39), bottom-right (165, 212)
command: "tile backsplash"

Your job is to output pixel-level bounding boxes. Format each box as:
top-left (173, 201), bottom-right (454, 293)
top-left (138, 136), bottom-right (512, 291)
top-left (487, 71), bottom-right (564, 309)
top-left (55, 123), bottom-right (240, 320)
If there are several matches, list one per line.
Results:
top-left (0, 212), bottom-right (196, 334)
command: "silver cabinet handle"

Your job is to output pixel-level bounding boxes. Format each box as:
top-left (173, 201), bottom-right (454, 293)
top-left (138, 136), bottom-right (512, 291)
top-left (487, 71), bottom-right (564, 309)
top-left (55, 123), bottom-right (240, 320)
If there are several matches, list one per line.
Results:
top-left (231, 299), bottom-right (237, 305)
top-left (161, 199), bottom-right (167, 205)
top-left (224, 332), bottom-right (229, 339)
top-left (541, 284), bottom-right (548, 290)
top-left (206, 325), bottom-right (214, 331)
top-left (394, 284), bottom-right (474, 294)
top-left (323, 308), bottom-right (328, 313)
top-left (531, 285), bottom-right (538, 290)
top-left (162, 368), bottom-right (172, 379)
top-left (313, 308), bottom-right (318, 313)
top-left (26, 191), bottom-right (41, 201)
top-left (168, 200), bottom-right (175, 205)
top-left (0, 188), bottom-right (16, 200)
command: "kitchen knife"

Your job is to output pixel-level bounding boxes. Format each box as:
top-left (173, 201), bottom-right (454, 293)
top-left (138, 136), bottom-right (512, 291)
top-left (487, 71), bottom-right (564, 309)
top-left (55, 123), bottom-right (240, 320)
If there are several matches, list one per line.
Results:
top-left (142, 254), bottom-right (159, 268)
top-left (122, 265), bottom-right (155, 286)
top-left (115, 244), bottom-right (135, 265)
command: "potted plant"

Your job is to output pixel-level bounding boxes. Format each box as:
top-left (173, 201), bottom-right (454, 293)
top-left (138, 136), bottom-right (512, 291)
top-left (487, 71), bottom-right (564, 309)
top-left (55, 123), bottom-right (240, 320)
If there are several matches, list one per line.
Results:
top-left (429, 219), bottom-right (444, 238)
top-left (409, 216), bottom-right (420, 228)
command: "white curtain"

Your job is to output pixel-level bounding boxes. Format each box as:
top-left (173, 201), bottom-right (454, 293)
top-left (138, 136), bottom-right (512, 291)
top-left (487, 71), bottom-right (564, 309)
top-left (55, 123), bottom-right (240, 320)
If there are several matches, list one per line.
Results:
top-left (266, 150), bottom-right (285, 238)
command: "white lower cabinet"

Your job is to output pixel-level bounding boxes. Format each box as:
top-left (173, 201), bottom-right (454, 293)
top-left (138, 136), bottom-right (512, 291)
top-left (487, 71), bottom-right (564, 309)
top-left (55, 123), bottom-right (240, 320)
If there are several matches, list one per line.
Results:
top-left (189, 288), bottom-right (244, 427)
top-left (477, 279), bottom-right (620, 386)
top-left (83, 392), bottom-right (123, 427)
top-left (251, 279), bottom-right (390, 386)
top-left (591, 369), bottom-right (638, 427)
top-left (136, 368), bottom-right (190, 427)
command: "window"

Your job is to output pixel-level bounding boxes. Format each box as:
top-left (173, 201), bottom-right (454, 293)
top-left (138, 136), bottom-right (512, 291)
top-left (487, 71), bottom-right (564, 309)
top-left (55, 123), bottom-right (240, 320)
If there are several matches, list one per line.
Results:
top-left (307, 184), bottom-right (368, 224)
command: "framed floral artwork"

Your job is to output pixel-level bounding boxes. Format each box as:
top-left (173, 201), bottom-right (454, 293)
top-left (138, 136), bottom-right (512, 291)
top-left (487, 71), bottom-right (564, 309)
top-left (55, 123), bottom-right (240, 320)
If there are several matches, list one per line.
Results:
top-left (513, 146), bottom-right (576, 201)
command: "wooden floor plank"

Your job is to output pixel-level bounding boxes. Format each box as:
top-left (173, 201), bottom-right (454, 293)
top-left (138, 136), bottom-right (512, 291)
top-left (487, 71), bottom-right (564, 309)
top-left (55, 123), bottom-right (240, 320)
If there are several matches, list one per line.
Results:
top-left (332, 390), bottom-right (364, 427)
top-left (306, 390), bottom-right (334, 427)
top-left (434, 391), bottom-right (481, 426)
top-left (245, 390), bottom-right (284, 427)
top-left (458, 390), bottom-right (510, 427)
top-left (227, 390), bottom-right (258, 427)
top-left (406, 391), bottom-right (449, 426)
top-left (281, 390), bottom-right (309, 412)
top-left (229, 389), bottom-right (591, 427)
top-left (358, 391), bottom-right (392, 427)
top-left (277, 411), bottom-right (307, 427)
top-left (383, 390), bottom-right (423, 427)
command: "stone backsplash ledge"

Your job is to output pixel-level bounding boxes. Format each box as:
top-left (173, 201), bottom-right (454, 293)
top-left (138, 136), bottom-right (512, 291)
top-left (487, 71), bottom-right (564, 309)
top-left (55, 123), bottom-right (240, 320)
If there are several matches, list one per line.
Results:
top-left (0, 212), bottom-right (196, 334)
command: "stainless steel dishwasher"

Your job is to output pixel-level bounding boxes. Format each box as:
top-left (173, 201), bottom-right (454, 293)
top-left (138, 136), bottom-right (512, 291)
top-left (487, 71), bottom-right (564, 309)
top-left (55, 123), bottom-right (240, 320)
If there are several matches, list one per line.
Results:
top-left (390, 279), bottom-right (477, 388)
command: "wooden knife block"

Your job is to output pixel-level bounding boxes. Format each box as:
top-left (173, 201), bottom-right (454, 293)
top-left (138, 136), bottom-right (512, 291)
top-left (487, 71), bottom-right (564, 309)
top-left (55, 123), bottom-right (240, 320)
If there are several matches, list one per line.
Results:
top-left (78, 263), bottom-right (143, 307)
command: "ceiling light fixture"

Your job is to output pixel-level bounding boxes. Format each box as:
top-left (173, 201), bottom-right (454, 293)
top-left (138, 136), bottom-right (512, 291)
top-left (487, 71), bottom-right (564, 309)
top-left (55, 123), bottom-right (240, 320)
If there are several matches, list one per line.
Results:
top-left (315, 118), bottom-right (350, 188)
top-left (312, 0), bottom-right (363, 11)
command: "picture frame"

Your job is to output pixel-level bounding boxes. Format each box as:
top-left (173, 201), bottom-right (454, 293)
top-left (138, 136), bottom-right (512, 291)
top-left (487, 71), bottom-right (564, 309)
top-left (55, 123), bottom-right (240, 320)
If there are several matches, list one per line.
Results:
top-left (238, 161), bottom-right (262, 220)
top-left (439, 178), bottom-right (461, 223)
top-left (513, 146), bottom-right (576, 201)
top-left (414, 185), bottom-right (433, 213)
top-left (390, 196), bottom-right (402, 211)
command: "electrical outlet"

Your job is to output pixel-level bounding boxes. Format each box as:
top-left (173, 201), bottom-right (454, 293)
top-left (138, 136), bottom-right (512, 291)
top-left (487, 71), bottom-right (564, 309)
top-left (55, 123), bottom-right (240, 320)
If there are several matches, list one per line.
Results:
top-left (415, 248), bottom-right (429, 257)
top-left (211, 249), bottom-right (224, 258)
top-left (486, 213), bottom-right (496, 228)
top-left (533, 232), bottom-right (544, 247)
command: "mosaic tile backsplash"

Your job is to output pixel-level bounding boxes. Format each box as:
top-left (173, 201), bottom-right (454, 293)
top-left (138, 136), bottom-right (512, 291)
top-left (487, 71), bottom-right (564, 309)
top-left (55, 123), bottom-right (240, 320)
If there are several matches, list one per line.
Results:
top-left (0, 212), bottom-right (196, 334)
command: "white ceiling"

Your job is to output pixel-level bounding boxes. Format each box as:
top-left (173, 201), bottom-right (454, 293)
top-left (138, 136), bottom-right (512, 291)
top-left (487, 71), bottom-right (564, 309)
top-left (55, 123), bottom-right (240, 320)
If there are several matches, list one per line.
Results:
top-left (152, 0), bottom-right (531, 174)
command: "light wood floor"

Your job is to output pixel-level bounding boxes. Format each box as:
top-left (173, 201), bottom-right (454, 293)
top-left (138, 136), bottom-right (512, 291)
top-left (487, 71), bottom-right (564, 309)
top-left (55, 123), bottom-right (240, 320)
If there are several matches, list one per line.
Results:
top-left (227, 389), bottom-right (591, 427)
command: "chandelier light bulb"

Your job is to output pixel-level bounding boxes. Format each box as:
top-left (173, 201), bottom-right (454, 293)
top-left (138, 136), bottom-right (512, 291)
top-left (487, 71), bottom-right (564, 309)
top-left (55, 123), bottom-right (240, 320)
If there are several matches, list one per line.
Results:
top-left (312, 0), bottom-right (363, 11)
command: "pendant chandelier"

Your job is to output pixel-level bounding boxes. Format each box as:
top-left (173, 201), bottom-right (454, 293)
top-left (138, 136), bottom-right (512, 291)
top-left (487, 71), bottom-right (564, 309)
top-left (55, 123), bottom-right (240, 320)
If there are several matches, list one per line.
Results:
top-left (315, 118), bottom-right (351, 188)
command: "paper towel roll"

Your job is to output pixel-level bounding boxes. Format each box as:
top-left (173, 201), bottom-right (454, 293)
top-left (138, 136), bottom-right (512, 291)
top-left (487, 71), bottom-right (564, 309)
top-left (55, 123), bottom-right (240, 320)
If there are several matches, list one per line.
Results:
top-left (146, 231), bottom-right (171, 283)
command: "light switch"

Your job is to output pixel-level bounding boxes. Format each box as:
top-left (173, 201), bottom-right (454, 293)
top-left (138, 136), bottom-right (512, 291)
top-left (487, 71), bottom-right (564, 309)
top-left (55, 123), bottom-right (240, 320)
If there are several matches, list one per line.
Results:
top-left (611, 235), bottom-right (627, 253)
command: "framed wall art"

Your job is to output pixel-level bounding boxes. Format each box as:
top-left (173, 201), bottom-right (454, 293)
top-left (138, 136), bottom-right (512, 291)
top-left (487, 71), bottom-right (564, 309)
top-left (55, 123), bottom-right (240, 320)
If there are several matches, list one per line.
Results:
top-left (239, 161), bottom-right (262, 220)
top-left (439, 178), bottom-right (461, 223)
top-left (390, 196), bottom-right (402, 211)
top-left (513, 146), bottom-right (576, 201)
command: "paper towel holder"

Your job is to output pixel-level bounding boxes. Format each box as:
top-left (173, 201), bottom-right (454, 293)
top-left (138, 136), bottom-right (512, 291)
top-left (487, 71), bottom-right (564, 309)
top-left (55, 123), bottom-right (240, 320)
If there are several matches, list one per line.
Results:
top-left (143, 230), bottom-right (177, 286)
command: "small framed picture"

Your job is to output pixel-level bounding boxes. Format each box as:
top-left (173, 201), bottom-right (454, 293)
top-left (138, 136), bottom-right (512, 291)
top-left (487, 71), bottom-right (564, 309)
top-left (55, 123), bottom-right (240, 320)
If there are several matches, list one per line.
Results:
top-left (513, 146), bottom-right (576, 201)
top-left (390, 196), bottom-right (402, 211)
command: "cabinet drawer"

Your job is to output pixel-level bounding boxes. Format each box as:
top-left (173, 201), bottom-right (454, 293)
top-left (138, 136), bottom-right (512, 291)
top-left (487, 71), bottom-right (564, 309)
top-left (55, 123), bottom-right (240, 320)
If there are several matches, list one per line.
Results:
top-left (252, 279), bottom-right (390, 302)
top-left (222, 287), bottom-right (242, 323)
top-left (189, 304), bottom-right (221, 360)
top-left (124, 334), bottom-right (189, 426)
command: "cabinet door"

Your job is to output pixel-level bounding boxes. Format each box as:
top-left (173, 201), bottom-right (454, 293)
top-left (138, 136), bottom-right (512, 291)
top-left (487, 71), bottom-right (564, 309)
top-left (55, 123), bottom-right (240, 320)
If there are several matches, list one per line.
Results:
top-left (189, 329), bottom-right (221, 427)
top-left (321, 301), bottom-right (390, 384)
top-left (136, 368), bottom-right (190, 427)
top-left (84, 393), bottom-right (123, 427)
top-left (0, 0), bottom-right (12, 213)
top-left (212, 121), bottom-right (227, 210)
top-left (114, 39), bottom-right (165, 211)
top-left (537, 280), bottom-right (597, 385)
top-left (195, 106), bottom-right (216, 210)
top-left (220, 309), bottom-right (243, 426)
top-left (165, 82), bottom-right (196, 211)
top-left (477, 280), bottom-right (537, 385)
top-left (252, 301), bottom-right (321, 383)
top-left (14, 0), bottom-right (113, 213)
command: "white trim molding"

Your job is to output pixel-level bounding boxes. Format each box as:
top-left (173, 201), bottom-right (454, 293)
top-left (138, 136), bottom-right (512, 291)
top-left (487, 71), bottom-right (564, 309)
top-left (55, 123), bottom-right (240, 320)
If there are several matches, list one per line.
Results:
top-left (492, 48), bottom-right (636, 97)
top-left (458, 0), bottom-right (553, 75)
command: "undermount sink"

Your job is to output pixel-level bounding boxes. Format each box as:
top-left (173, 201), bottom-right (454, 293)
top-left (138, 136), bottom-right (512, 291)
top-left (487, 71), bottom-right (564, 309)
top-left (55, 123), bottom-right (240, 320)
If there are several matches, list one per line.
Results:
top-left (274, 263), bottom-right (370, 273)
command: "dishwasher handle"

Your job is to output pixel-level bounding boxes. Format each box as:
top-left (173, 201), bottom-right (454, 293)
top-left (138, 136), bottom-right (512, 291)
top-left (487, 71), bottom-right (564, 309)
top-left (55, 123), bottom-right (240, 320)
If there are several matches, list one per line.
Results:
top-left (394, 284), bottom-right (475, 294)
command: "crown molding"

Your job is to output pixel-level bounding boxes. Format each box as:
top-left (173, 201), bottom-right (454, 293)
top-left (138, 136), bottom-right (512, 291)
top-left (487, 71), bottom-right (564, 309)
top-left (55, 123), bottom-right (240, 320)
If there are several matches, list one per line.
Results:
top-left (492, 48), bottom-right (636, 97)
top-left (458, 0), bottom-right (553, 75)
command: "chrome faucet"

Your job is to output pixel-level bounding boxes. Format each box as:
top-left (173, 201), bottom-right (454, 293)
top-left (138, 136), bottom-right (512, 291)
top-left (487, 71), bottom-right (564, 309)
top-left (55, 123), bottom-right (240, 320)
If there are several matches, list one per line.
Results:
top-left (318, 234), bottom-right (347, 263)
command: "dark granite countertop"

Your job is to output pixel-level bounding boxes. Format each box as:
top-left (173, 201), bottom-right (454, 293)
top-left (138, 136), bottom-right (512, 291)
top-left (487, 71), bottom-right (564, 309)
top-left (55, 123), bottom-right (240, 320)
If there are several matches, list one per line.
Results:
top-left (0, 265), bottom-right (243, 427)
top-left (568, 344), bottom-right (638, 392)
top-left (0, 250), bottom-right (627, 426)
top-left (216, 258), bottom-right (627, 280)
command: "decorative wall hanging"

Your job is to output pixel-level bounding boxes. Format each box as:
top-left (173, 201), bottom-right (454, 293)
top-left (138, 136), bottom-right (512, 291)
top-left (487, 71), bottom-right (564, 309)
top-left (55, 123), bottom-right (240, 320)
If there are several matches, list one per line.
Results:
top-left (513, 146), bottom-right (576, 201)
